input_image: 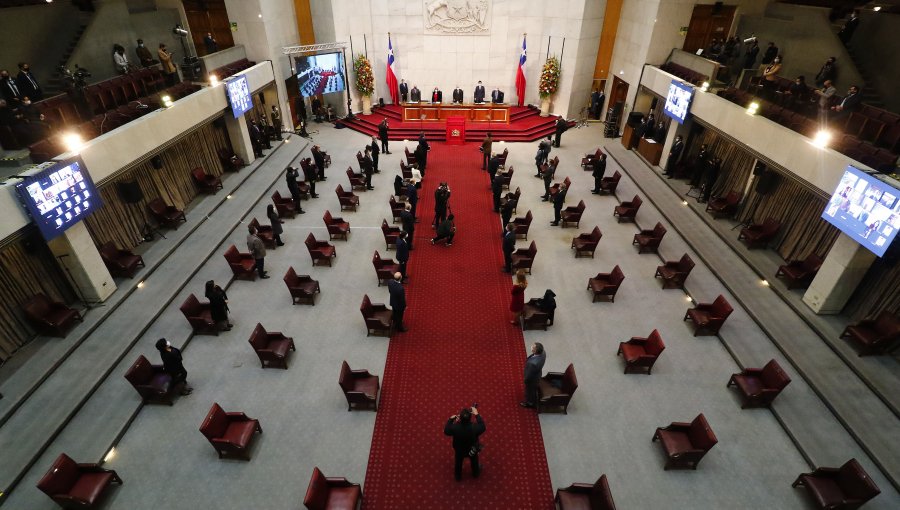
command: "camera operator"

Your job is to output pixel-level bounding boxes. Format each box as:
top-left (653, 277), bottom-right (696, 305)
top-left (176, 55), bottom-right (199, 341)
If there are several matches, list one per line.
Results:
top-left (433, 182), bottom-right (450, 228)
top-left (443, 404), bottom-right (485, 481)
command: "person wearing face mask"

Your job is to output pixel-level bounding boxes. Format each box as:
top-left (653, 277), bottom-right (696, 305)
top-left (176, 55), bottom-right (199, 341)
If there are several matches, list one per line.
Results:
top-left (0, 69), bottom-right (23, 106)
top-left (113, 44), bottom-right (130, 74)
top-left (760, 55), bottom-right (782, 100)
top-left (16, 63), bottom-right (42, 101)
top-left (155, 338), bottom-right (193, 395)
top-left (135, 39), bottom-right (157, 67)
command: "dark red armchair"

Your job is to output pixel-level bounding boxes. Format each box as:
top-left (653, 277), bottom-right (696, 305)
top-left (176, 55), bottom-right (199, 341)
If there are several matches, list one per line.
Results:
top-left (373, 251), bottom-right (400, 286)
top-left (706, 190), bottom-right (742, 218)
top-left (588, 265), bottom-right (625, 303)
top-left (655, 253), bottom-right (695, 289)
top-left (652, 413), bottom-right (718, 470)
top-left (248, 323), bottom-right (295, 369)
top-left (249, 217), bottom-right (276, 249)
top-left (346, 167), bottom-right (366, 191)
top-left (501, 186), bottom-right (521, 214)
top-left (303, 467), bottom-right (362, 510)
top-left (580, 148), bottom-right (602, 168)
top-left (776, 253), bottom-right (824, 289)
top-left (727, 359), bottom-right (791, 408)
top-left (389, 195), bottom-right (404, 223)
top-left (22, 293), bottom-right (83, 337)
top-left (361, 294), bottom-right (392, 337)
top-left (224, 245), bottom-right (256, 280)
top-left (198, 402), bottom-right (262, 460)
top-left (99, 242), bottom-right (144, 278)
top-left (323, 210), bottom-right (350, 240)
top-left (191, 166), bottom-right (223, 194)
top-left (632, 222), bottom-right (667, 254)
top-left (36, 453), bottom-right (122, 509)
top-left (338, 360), bottom-right (379, 411)
top-left (738, 217), bottom-right (781, 249)
top-left (511, 240), bottom-right (537, 274)
top-left (617, 329), bottom-right (666, 375)
top-left (549, 176), bottom-right (571, 200)
top-left (405, 147), bottom-right (417, 166)
top-left (613, 195), bottom-right (642, 223)
top-left (840, 310), bottom-right (900, 356)
top-left (684, 295), bottom-right (733, 336)
top-left (513, 210), bottom-right (533, 239)
top-left (572, 226), bottom-right (602, 258)
top-left (598, 170), bottom-right (621, 195)
top-left (556, 474), bottom-right (616, 510)
top-left (538, 363), bottom-right (578, 414)
top-left (561, 200), bottom-right (586, 228)
top-left (501, 166), bottom-right (514, 189)
top-left (335, 184), bottom-right (360, 211)
top-left (147, 197), bottom-right (186, 229)
top-left (792, 458), bottom-right (880, 510)
top-left (381, 219), bottom-right (401, 250)
top-left (305, 233), bottom-right (336, 267)
top-left (272, 190), bottom-right (297, 218)
top-left (218, 148), bottom-right (245, 172)
top-left (284, 267), bottom-right (320, 305)
top-left (124, 354), bottom-right (178, 405)
top-left (180, 293), bottom-right (218, 335)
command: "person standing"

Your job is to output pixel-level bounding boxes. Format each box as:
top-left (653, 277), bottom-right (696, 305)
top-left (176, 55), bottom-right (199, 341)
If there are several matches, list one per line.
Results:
top-left (16, 63), bottom-right (42, 101)
top-left (400, 203), bottom-right (416, 252)
top-left (444, 406), bottom-right (485, 481)
top-left (302, 160), bottom-right (319, 198)
top-left (553, 117), bottom-right (567, 147)
top-left (312, 145), bottom-right (327, 181)
top-left (590, 88), bottom-right (605, 120)
top-left (396, 233), bottom-right (410, 281)
top-left (370, 136), bottom-right (380, 174)
top-left (452, 85), bottom-right (463, 103)
top-left (550, 183), bottom-right (567, 226)
top-left (158, 44), bottom-right (178, 86)
top-left (481, 132), bottom-right (492, 170)
top-left (540, 161), bottom-right (554, 201)
top-left (204, 280), bottom-right (232, 331)
top-left (534, 140), bottom-right (548, 178)
top-left (399, 79), bottom-right (409, 102)
top-left (431, 214), bottom-right (456, 246)
top-left (519, 342), bottom-right (546, 408)
top-left (378, 119), bottom-right (390, 153)
top-left (388, 272), bottom-right (407, 332)
top-left (663, 135), bottom-right (683, 178)
top-left (271, 106), bottom-right (283, 140)
top-left (433, 182), bottom-right (450, 227)
top-left (135, 39), bottom-right (156, 67)
top-left (701, 157), bottom-right (721, 203)
top-left (591, 153), bottom-right (608, 193)
top-left (248, 120), bottom-right (264, 158)
top-left (415, 133), bottom-right (430, 173)
top-left (838, 10), bottom-right (860, 46)
top-left (474, 80), bottom-right (486, 103)
top-left (431, 87), bottom-right (442, 103)
top-left (500, 198), bottom-right (514, 230)
top-left (247, 225), bottom-right (269, 279)
top-left (285, 166), bottom-right (306, 214)
top-left (406, 180), bottom-right (419, 220)
top-left (266, 204), bottom-right (285, 246)
top-left (362, 146), bottom-right (375, 190)
top-left (690, 144), bottom-right (709, 187)
top-left (155, 338), bottom-right (193, 395)
top-left (203, 32), bottom-right (219, 54)
top-left (760, 42), bottom-right (778, 66)
top-left (743, 40), bottom-right (759, 70)
top-left (410, 85), bottom-right (421, 102)
top-left (502, 223), bottom-right (515, 273)
top-left (510, 269), bottom-right (527, 325)
top-left (815, 57), bottom-right (837, 88)
top-left (113, 44), bottom-right (130, 74)
top-left (0, 70), bottom-right (22, 106)
top-left (488, 152), bottom-right (501, 183)
top-left (491, 173), bottom-right (503, 213)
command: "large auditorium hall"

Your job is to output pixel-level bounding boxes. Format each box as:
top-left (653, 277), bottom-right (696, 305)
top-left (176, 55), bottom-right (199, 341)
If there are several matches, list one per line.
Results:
top-left (0, 1), bottom-right (898, 509)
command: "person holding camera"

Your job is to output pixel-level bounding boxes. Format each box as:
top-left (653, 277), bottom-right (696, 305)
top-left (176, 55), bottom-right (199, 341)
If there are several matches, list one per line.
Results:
top-left (434, 182), bottom-right (450, 227)
top-left (443, 405), bottom-right (485, 481)
top-left (431, 214), bottom-right (456, 246)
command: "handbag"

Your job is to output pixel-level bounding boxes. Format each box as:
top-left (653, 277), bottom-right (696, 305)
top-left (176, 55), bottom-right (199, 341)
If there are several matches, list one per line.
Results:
top-left (468, 441), bottom-right (483, 457)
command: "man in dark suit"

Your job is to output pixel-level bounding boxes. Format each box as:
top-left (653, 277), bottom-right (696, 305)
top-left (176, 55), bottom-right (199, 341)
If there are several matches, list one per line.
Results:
top-left (248, 120), bottom-right (264, 157)
top-left (591, 153), bottom-right (607, 194)
top-left (590, 88), bottom-right (605, 120)
top-left (474, 81), bottom-right (486, 103)
top-left (491, 88), bottom-right (504, 103)
top-left (415, 133), bottom-right (430, 172)
top-left (452, 86), bottom-right (463, 103)
top-left (16, 63), bottom-right (42, 101)
top-left (370, 136), bottom-right (381, 174)
top-left (520, 342), bottom-right (546, 408)
top-left (1, 69), bottom-right (23, 106)
top-left (838, 10), bottom-right (860, 45)
top-left (361, 146), bottom-right (375, 190)
top-left (550, 184), bottom-right (567, 226)
top-left (400, 203), bottom-right (415, 251)
top-left (388, 272), bottom-right (407, 331)
top-left (502, 222), bottom-right (515, 273)
top-left (312, 145), bottom-right (327, 180)
top-left (553, 117), bottom-right (567, 147)
top-left (541, 158), bottom-right (555, 201)
top-left (830, 85), bottom-right (862, 124)
top-left (302, 160), bottom-right (319, 198)
top-left (534, 139), bottom-right (549, 177)
top-left (491, 173), bottom-right (503, 213)
top-left (431, 87), bottom-right (443, 103)
top-left (444, 406), bottom-right (485, 481)
top-left (761, 42), bottom-right (778, 66)
top-left (399, 79), bottom-right (409, 102)
top-left (285, 166), bottom-right (306, 214)
top-left (663, 135), bottom-right (683, 178)
top-left (410, 85), bottom-right (421, 102)
top-left (481, 132), bottom-right (492, 170)
top-left (488, 152), bottom-right (501, 183)
top-left (743, 40), bottom-right (759, 70)
top-left (396, 232), bottom-right (410, 281)
top-left (378, 119), bottom-right (390, 153)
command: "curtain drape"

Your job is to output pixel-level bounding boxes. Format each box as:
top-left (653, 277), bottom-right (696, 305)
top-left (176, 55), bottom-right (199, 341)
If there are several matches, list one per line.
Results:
top-left (844, 257), bottom-right (900, 320)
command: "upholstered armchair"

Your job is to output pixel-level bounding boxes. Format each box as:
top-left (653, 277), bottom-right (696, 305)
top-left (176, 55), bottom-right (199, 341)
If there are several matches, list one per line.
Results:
top-left (198, 402), bottom-right (262, 460)
top-left (776, 253), bottom-right (824, 290)
top-left (249, 218), bottom-right (276, 249)
top-left (501, 186), bottom-right (521, 214)
top-left (346, 166), bottom-right (366, 191)
top-left (22, 293), bottom-right (83, 337)
top-left (633, 222), bottom-right (667, 254)
top-left (497, 148), bottom-right (510, 169)
top-left (248, 323), bottom-right (295, 369)
top-left (549, 176), bottom-right (571, 200)
top-left (613, 195), bottom-right (642, 223)
top-left (840, 310), bottom-right (900, 356)
top-left (36, 453), bottom-right (123, 509)
top-left (655, 253), bottom-right (695, 290)
top-left (303, 467), bottom-right (362, 510)
top-left (727, 359), bottom-right (791, 408)
top-left (538, 363), bottom-right (578, 414)
top-left (513, 210), bottom-right (533, 239)
top-left (556, 474), bottom-right (616, 510)
top-left (272, 190), bottom-right (297, 218)
top-left (389, 196), bottom-right (404, 223)
top-left (501, 166), bottom-right (514, 189)
top-left (224, 245), bottom-right (256, 280)
top-left (99, 242), bottom-right (145, 278)
top-left (617, 329), bottom-right (666, 375)
top-left (336, 184), bottom-right (360, 211)
top-left (572, 226), bottom-right (602, 258)
top-left (561, 200), bottom-right (586, 228)
top-left (381, 219), bottom-right (401, 250)
top-left (706, 190), bottom-right (742, 218)
top-left (587, 265), bottom-right (625, 303)
top-left (598, 170), bottom-right (621, 195)
top-left (511, 241), bottom-right (537, 274)
top-left (738, 217), bottom-right (781, 249)
top-left (304, 233), bottom-right (336, 267)
top-left (124, 354), bottom-right (176, 405)
top-left (338, 360), bottom-right (379, 411)
top-left (283, 267), bottom-right (320, 305)
top-left (404, 147), bottom-right (417, 165)
top-left (522, 290), bottom-right (556, 331)
top-left (191, 166), bottom-right (223, 194)
top-left (179, 293), bottom-right (218, 335)
top-left (323, 210), bottom-right (350, 240)
top-left (580, 148), bottom-right (602, 168)
top-left (218, 148), bottom-right (245, 172)
top-left (652, 413), bottom-right (718, 470)
top-left (684, 295), bottom-right (733, 336)
top-left (360, 294), bottom-right (392, 337)
top-left (147, 197), bottom-right (186, 229)
top-left (372, 251), bottom-right (400, 286)
top-left (792, 458), bottom-right (880, 510)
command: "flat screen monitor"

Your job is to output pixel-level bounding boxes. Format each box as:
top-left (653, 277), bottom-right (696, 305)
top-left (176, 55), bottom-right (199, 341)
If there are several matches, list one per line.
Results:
top-left (15, 156), bottom-right (102, 241)
top-left (295, 52), bottom-right (346, 97)
top-left (664, 80), bottom-right (694, 124)
top-left (822, 165), bottom-right (900, 257)
top-left (225, 75), bottom-right (253, 118)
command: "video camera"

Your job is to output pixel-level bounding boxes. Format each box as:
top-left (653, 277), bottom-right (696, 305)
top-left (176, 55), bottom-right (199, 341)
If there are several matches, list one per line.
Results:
top-left (59, 65), bottom-right (91, 90)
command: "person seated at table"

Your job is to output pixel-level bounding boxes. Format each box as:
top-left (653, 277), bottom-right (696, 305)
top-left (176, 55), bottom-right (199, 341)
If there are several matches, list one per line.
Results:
top-left (431, 87), bottom-right (443, 103)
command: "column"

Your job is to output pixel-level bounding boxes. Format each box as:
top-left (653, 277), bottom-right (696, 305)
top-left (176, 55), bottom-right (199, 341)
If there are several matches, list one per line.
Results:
top-left (803, 233), bottom-right (877, 314)
top-left (224, 114), bottom-right (255, 164)
top-left (47, 222), bottom-right (116, 303)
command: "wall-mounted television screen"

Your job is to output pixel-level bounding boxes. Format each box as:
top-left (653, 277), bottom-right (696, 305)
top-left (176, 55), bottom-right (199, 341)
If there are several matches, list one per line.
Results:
top-left (15, 156), bottom-right (102, 241)
top-left (664, 80), bottom-right (694, 124)
top-left (225, 75), bottom-right (253, 118)
top-left (295, 52), bottom-right (346, 97)
top-left (822, 165), bottom-right (900, 257)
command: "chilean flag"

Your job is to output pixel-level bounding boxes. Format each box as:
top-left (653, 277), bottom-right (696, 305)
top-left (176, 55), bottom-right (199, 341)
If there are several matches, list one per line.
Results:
top-left (386, 35), bottom-right (399, 105)
top-left (515, 35), bottom-right (526, 106)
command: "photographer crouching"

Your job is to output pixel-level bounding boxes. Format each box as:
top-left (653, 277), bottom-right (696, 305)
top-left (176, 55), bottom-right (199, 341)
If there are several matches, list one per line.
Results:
top-left (443, 404), bottom-right (485, 481)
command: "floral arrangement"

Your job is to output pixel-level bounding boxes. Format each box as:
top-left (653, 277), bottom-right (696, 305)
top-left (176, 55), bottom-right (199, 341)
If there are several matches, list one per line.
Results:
top-left (539, 56), bottom-right (561, 99)
top-left (353, 54), bottom-right (375, 97)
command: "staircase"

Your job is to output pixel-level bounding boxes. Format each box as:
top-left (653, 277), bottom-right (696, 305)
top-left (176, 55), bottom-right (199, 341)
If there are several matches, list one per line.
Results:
top-left (830, 12), bottom-right (885, 109)
top-left (44, 16), bottom-right (92, 97)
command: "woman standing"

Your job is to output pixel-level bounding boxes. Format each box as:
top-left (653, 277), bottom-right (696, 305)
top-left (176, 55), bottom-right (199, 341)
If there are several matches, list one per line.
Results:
top-left (510, 269), bottom-right (527, 326)
top-left (205, 280), bottom-right (231, 331)
top-left (266, 204), bottom-right (285, 246)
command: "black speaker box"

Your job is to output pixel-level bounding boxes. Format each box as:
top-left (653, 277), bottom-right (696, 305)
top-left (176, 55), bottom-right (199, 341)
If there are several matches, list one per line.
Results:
top-left (151, 156), bottom-right (163, 169)
top-left (755, 171), bottom-right (781, 195)
top-left (627, 112), bottom-right (644, 127)
top-left (117, 180), bottom-right (144, 204)
top-left (753, 161), bottom-right (767, 175)
top-left (713, 1), bottom-right (724, 14)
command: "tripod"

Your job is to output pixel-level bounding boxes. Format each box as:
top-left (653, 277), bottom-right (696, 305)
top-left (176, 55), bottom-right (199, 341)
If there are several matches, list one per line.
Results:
top-left (731, 190), bottom-right (760, 230)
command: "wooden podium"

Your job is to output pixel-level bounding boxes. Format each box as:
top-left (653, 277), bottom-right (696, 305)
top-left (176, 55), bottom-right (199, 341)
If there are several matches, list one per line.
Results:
top-left (446, 117), bottom-right (465, 145)
top-left (637, 137), bottom-right (663, 166)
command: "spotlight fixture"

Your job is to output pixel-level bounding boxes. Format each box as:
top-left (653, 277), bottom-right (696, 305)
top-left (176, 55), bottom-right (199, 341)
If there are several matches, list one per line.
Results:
top-left (700, 81), bottom-right (710, 92)
top-left (226, 194), bottom-right (233, 199)
top-left (760, 279), bottom-right (770, 287)
top-left (62, 132), bottom-right (84, 153)
top-left (161, 95), bottom-right (173, 108)
top-left (812, 129), bottom-right (832, 148)
top-left (137, 281), bottom-right (145, 289)
top-left (746, 102), bottom-right (760, 115)
top-left (172, 24), bottom-right (189, 37)
top-left (682, 200), bottom-right (689, 206)
top-left (685, 295), bottom-right (693, 302)
top-left (209, 74), bottom-right (219, 86)
top-left (103, 447), bottom-right (116, 462)
top-left (873, 6), bottom-right (881, 12)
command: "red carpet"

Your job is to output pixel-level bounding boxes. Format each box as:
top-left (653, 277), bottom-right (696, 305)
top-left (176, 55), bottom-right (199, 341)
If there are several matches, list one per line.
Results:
top-left (361, 143), bottom-right (554, 509)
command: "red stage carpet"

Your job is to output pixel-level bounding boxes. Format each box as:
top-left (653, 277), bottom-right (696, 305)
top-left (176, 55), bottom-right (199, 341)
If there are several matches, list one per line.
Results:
top-left (361, 143), bottom-right (554, 509)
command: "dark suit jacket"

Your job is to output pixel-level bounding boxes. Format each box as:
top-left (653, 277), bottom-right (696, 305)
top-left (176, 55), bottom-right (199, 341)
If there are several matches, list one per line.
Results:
top-left (378, 123), bottom-right (388, 139)
top-left (524, 352), bottom-right (546, 382)
top-left (669, 141), bottom-right (683, 160)
top-left (452, 88), bottom-right (463, 103)
top-left (313, 151), bottom-right (325, 171)
top-left (839, 92), bottom-right (862, 112)
top-left (1, 78), bottom-right (22, 104)
top-left (406, 183), bottom-right (418, 205)
top-left (489, 156), bottom-right (501, 175)
top-left (399, 82), bottom-right (409, 96)
top-left (388, 278), bottom-right (406, 309)
top-left (395, 237), bottom-right (409, 263)
top-left (16, 71), bottom-right (41, 100)
top-left (444, 415), bottom-right (485, 454)
top-left (592, 158), bottom-right (607, 179)
top-left (491, 90), bottom-right (503, 103)
top-left (553, 188), bottom-right (567, 210)
top-left (370, 140), bottom-right (380, 158)
top-left (410, 87), bottom-right (421, 102)
top-left (503, 230), bottom-right (515, 254)
top-left (474, 85), bottom-right (486, 103)
top-left (400, 210), bottom-right (415, 233)
top-left (555, 118), bottom-right (567, 134)
top-left (431, 90), bottom-right (442, 103)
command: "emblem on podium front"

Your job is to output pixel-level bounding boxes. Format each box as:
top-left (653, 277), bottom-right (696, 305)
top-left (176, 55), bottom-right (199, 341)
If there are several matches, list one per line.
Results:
top-left (452, 129), bottom-right (460, 137)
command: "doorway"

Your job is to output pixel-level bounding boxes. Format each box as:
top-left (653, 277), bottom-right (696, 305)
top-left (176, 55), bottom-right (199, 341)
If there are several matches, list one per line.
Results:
top-left (683, 3), bottom-right (737, 54)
